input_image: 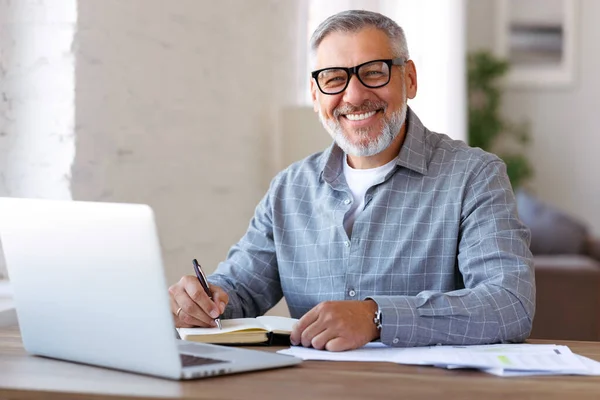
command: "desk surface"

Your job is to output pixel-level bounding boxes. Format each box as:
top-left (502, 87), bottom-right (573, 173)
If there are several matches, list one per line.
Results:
top-left (2, 326), bottom-right (600, 400)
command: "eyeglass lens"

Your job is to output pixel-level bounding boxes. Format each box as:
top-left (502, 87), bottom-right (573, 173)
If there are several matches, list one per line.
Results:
top-left (317, 61), bottom-right (391, 94)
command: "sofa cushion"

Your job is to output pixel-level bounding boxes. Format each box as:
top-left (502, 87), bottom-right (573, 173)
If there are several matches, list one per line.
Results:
top-left (531, 255), bottom-right (600, 341)
top-left (533, 255), bottom-right (599, 270)
top-left (516, 190), bottom-right (588, 255)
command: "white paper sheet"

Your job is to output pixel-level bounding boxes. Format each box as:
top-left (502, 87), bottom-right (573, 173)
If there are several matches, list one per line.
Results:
top-left (416, 344), bottom-right (588, 373)
top-left (482, 355), bottom-right (600, 377)
top-left (277, 342), bottom-right (420, 363)
top-left (277, 343), bottom-right (600, 376)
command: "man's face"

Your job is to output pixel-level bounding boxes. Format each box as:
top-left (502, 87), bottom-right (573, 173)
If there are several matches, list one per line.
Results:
top-left (311, 28), bottom-right (417, 157)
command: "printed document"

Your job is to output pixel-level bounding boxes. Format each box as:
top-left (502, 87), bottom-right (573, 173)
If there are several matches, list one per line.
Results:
top-left (277, 343), bottom-right (600, 376)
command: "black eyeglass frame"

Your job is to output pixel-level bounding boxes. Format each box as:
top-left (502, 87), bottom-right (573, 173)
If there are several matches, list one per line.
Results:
top-left (311, 57), bottom-right (406, 95)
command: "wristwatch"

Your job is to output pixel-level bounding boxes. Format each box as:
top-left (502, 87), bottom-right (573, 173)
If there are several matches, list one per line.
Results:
top-left (373, 307), bottom-right (383, 330)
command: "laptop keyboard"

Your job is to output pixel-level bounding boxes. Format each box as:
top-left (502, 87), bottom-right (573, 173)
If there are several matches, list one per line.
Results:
top-left (180, 353), bottom-right (229, 367)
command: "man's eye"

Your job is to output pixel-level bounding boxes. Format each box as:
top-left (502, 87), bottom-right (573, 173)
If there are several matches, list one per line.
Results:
top-left (325, 76), bottom-right (345, 84)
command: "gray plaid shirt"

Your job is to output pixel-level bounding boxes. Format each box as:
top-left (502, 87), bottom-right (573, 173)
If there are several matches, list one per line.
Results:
top-left (208, 107), bottom-right (535, 347)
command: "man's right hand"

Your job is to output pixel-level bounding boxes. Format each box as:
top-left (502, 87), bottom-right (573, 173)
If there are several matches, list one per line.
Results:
top-left (168, 276), bottom-right (229, 328)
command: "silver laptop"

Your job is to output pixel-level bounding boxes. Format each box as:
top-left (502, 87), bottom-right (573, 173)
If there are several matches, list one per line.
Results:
top-left (0, 197), bottom-right (301, 380)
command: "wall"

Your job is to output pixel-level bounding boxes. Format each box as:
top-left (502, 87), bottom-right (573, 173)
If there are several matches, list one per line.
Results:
top-left (70, 1), bottom-right (301, 295)
top-left (467, 0), bottom-right (600, 236)
top-left (0, 0), bottom-right (76, 200)
top-left (0, 0), bottom-right (77, 278)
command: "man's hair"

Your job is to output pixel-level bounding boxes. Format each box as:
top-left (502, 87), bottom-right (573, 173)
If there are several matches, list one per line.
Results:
top-left (309, 10), bottom-right (410, 66)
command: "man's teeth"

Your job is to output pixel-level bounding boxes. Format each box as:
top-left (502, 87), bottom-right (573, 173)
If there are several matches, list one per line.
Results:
top-left (345, 111), bottom-right (377, 121)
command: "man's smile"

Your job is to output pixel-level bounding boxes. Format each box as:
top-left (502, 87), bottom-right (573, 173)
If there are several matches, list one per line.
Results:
top-left (345, 110), bottom-right (377, 121)
top-left (340, 109), bottom-right (383, 129)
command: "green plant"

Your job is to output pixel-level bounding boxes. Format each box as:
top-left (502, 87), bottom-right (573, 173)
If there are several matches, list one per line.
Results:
top-left (467, 50), bottom-right (533, 189)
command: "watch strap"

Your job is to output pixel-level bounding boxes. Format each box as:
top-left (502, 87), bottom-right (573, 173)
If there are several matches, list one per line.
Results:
top-left (373, 307), bottom-right (383, 330)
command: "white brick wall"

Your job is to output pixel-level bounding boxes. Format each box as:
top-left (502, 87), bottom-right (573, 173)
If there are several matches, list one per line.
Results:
top-left (0, 0), bottom-right (77, 279)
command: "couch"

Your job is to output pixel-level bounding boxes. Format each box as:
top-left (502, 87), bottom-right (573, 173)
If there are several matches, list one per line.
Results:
top-left (531, 238), bottom-right (600, 341)
top-left (517, 190), bottom-right (600, 341)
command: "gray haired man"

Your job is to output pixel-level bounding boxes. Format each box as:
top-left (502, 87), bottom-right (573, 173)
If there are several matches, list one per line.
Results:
top-left (169, 10), bottom-right (535, 352)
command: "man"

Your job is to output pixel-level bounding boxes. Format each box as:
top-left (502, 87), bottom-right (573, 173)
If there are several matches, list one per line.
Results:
top-left (169, 10), bottom-right (535, 352)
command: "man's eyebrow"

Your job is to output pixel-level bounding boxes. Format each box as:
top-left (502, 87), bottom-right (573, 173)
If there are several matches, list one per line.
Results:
top-left (319, 68), bottom-right (344, 74)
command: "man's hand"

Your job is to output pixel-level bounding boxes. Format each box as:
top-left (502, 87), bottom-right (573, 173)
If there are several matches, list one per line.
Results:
top-left (168, 276), bottom-right (229, 328)
top-left (290, 300), bottom-right (380, 352)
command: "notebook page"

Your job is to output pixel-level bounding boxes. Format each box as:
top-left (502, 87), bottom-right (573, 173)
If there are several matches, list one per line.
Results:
top-left (178, 318), bottom-right (268, 337)
top-left (256, 316), bottom-right (298, 334)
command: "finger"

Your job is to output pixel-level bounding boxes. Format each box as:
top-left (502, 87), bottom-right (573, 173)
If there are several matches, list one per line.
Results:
top-left (168, 282), bottom-right (183, 315)
top-left (290, 307), bottom-right (319, 345)
top-left (169, 277), bottom-right (216, 326)
top-left (210, 285), bottom-right (229, 314)
top-left (179, 310), bottom-right (216, 328)
top-left (170, 291), bottom-right (215, 327)
top-left (300, 318), bottom-right (327, 348)
top-left (184, 276), bottom-right (220, 319)
top-left (309, 328), bottom-right (336, 350)
top-left (169, 297), bottom-right (200, 327)
top-left (175, 290), bottom-right (216, 327)
top-left (325, 337), bottom-right (352, 352)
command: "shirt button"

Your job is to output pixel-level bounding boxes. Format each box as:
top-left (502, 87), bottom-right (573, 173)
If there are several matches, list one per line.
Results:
top-left (348, 290), bottom-right (356, 297)
top-left (392, 338), bottom-right (399, 344)
top-left (344, 240), bottom-right (350, 247)
top-left (344, 198), bottom-right (351, 205)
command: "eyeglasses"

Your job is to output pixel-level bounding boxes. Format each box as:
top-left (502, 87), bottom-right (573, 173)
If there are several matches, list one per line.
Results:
top-left (311, 58), bottom-right (406, 95)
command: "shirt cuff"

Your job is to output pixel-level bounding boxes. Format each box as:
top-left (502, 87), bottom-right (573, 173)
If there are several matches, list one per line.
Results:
top-left (366, 295), bottom-right (420, 347)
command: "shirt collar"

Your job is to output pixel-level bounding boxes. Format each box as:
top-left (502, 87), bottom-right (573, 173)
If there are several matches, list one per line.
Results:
top-left (319, 106), bottom-right (431, 184)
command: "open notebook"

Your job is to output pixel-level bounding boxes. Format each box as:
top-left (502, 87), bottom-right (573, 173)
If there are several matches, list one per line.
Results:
top-left (177, 316), bottom-right (298, 345)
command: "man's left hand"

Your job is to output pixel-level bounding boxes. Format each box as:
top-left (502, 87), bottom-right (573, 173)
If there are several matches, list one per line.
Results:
top-left (290, 300), bottom-right (380, 352)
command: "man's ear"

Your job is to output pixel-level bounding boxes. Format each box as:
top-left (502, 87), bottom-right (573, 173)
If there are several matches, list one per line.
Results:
top-left (405, 60), bottom-right (418, 100)
top-left (310, 79), bottom-right (319, 112)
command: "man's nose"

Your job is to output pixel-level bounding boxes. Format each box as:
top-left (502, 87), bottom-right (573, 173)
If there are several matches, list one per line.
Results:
top-left (342, 74), bottom-right (370, 105)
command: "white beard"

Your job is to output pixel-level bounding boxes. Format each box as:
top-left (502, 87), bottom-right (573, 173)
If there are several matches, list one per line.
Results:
top-left (318, 87), bottom-right (408, 157)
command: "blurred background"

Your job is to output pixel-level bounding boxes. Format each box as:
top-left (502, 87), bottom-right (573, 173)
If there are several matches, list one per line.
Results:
top-left (1, 0), bottom-right (598, 331)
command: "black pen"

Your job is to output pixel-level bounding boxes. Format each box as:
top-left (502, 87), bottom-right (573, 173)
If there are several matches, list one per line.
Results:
top-left (192, 259), bottom-right (222, 330)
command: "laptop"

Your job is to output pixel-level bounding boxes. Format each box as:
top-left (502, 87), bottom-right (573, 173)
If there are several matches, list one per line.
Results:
top-left (0, 197), bottom-right (301, 380)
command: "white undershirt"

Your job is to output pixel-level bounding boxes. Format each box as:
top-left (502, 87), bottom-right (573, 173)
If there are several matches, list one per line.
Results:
top-left (342, 155), bottom-right (397, 236)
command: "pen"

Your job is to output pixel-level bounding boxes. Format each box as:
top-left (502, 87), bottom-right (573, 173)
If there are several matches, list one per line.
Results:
top-left (192, 258), bottom-right (222, 330)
